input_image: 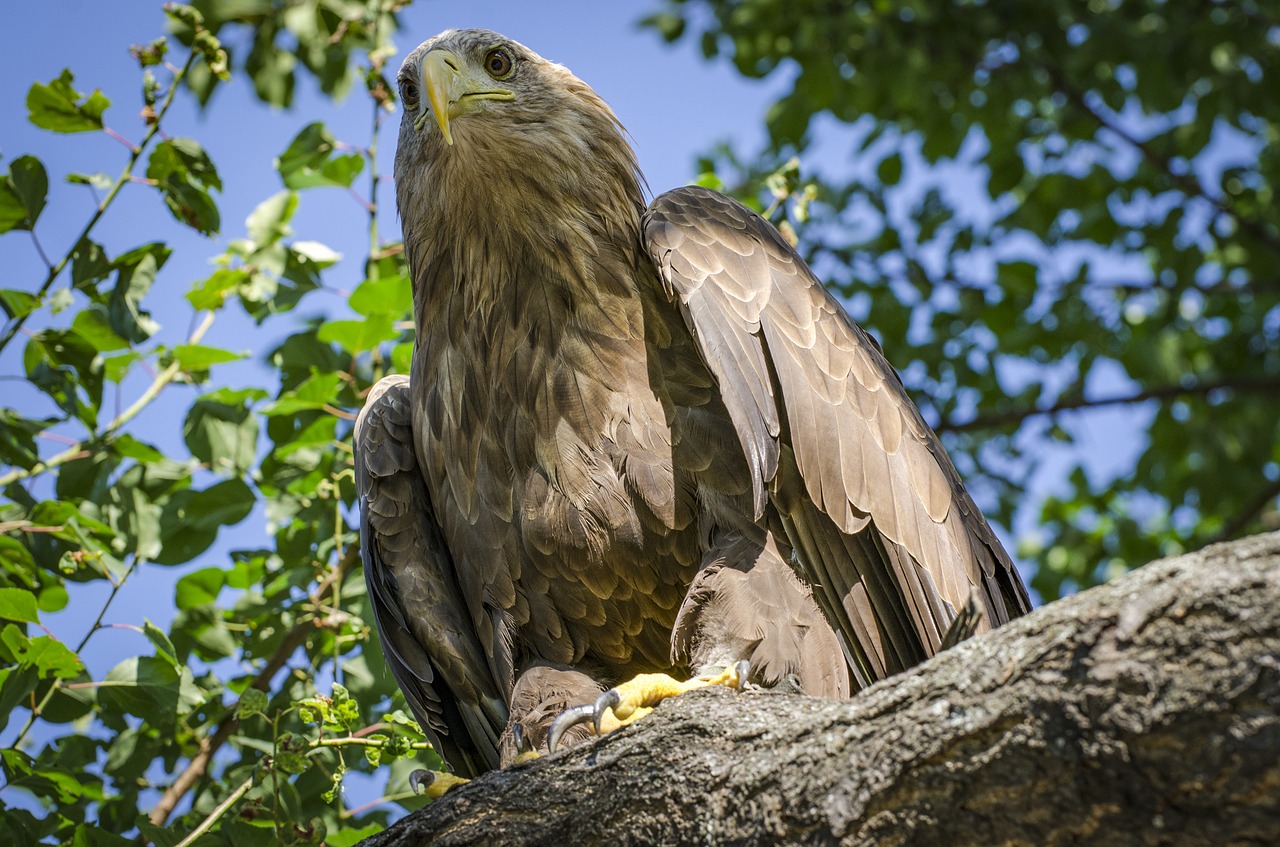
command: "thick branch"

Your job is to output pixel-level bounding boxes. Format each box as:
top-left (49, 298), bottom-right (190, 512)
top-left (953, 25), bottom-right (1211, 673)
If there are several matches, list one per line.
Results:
top-left (362, 531), bottom-right (1280, 846)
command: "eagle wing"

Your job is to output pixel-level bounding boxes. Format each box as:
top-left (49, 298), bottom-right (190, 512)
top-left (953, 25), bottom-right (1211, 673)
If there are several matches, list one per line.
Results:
top-left (354, 375), bottom-right (507, 776)
top-left (644, 186), bottom-right (1031, 688)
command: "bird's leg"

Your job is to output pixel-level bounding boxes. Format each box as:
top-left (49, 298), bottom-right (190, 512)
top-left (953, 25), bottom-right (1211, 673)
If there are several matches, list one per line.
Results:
top-left (547, 660), bottom-right (749, 752)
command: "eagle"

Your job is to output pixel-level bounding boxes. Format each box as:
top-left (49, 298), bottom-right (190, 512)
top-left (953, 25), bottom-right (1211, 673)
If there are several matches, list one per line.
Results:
top-left (354, 28), bottom-right (1030, 778)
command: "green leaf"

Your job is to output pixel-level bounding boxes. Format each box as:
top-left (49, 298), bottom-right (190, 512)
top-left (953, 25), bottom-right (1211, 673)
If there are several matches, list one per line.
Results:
top-left (246, 190), bottom-right (297, 245)
top-left (170, 343), bottom-right (245, 371)
top-left (70, 822), bottom-right (134, 847)
top-left (0, 155), bottom-right (48, 233)
top-left (26, 69), bottom-right (110, 133)
top-left (0, 667), bottom-right (39, 733)
top-left (187, 267), bottom-right (249, 311)
top-left (876, 152), bottom-right (903, 185)
top-left (275, 122), bottom-right (365, 189)
top-left (135, 820), bottom-right (183, 847)
top-left (66, 171), bottom-right (114, 190)
top-left (71, 307), bottom-right (130, 353)
top-left (317, 313), bottom-right (397, 356)
top-left (37, 584), bottom-right (69, 614)
top-left (72, 239), bottom-right (112, 296)
top-left (23, 328), bottom-right (104, 427)
top-left (0, 288), bottom-right (37, 319)
top-left (113, 433), bottom-right (166, 463)
top-left (146, 138), bottom-right (222, 234)
top-left (154, 479), bottom-right (256, 565)
top-left (291, 240), bottom-right (340, 267)
top-left (0, 410), bottom-right (53, 471)
top-left (265, 371), bottom-right (343, 416)
top-left (325, 825), bottom-right (383, 847)
top-left (184, 394), bottom-right (259, 474)
top-left (108, 242), bottom-right (170, 343)
top-left (275, 732), bottom-right (310, 774)
top-left (0, 588), bottom-right (40, 623)
top-left (0, 179), bottom-right (26, 234)
top-left (96, 656), bottom-right (181, 732)
top-left (142, 620), bottom-right (180, 669)
top-left (1, 624), bottom-right (83, 679)
top-left (175, 567), bottom-right (224, 610)
top-left (349, 274), bottom-right (411, 316)
top-left (237, 686), bottom-right (268, 719)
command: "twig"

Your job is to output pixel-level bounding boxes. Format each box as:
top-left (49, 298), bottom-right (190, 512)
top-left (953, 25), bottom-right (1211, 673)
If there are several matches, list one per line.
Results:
top-left (173, 776), bottom-right (254, 847)
top-left (1047, 64), bottom-right (1280, 257)
top-left (1216, 476), bottom-right (1280, 543)
top-left (937, 374), bottom-right (1280, 433)
top-left (3, 555), bottom-right (142, 755)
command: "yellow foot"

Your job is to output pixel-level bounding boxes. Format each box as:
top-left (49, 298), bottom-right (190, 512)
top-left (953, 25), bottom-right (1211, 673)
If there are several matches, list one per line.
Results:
top-left (409, 768), bottom-right (469, 800)
top-left (546, 660), bottom-right (748, 753)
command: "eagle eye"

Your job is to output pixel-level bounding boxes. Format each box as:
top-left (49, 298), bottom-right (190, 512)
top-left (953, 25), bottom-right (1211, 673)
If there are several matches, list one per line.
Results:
top-left (483, 47), bottom-right (514, 79)
top-left (401, 80), bottom-right (420, 109)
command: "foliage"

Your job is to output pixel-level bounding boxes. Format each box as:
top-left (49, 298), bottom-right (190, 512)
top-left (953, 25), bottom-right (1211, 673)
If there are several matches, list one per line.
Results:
top-left (0, 2), bottom-right (433, 843)
top-left (647, 0), bottom-right (1280, 598)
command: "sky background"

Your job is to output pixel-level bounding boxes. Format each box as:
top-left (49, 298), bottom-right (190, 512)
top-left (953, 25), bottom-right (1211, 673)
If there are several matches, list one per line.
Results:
top-left (0, 0), bottom-right (1155, 823)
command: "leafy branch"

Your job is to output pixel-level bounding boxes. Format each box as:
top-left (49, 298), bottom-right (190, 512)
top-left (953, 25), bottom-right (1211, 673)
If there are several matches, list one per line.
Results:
top-left (1045, 62), bottom-right (1280, 258)
top-left (0, 49), bottom-right (198, 356)
top-left (0, 311), bottom-right (215, 489)
top-left (148, 545), bottom-right (361, 828)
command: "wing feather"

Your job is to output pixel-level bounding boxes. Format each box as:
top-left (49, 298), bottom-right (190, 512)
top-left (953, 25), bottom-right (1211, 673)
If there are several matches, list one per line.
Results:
top-left (355, 375), bottom-right (507, 776)
top-left (645, 186), bottom-right (1031, 687)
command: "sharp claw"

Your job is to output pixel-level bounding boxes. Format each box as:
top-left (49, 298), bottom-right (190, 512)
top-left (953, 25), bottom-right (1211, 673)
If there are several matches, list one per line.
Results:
top-left (512, 722), bottom-right (529, 755)
top-left (409, 768), bottom-right (434, 795)
top-left (733, 660), bottom-right (750, 689)
top-left (547, 703), bottom-right (596, 754)
top-left (593, 689), bottom-right (621, 735)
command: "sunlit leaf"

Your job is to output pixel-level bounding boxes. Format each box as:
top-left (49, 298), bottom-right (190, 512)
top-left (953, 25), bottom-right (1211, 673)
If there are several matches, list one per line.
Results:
top-left (26, 69), bottom-right (110, 133)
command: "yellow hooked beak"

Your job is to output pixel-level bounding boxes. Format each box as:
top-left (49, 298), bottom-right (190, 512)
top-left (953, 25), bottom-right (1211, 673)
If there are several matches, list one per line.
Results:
top-left (414, 49), bottom-right (514, 145)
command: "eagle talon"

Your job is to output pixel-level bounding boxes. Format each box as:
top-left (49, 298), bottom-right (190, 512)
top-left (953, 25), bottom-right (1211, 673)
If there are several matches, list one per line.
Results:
top-left (547, 703), bottom-right (597, 754)
top-left (593, 689), bottom-right (621, 735)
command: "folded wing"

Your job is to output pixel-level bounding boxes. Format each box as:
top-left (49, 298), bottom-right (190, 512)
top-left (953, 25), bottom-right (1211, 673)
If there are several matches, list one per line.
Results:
top-left (354, 375), bottom-right (507, 775)
top-left (644, 186), bottom-right (1030, 688)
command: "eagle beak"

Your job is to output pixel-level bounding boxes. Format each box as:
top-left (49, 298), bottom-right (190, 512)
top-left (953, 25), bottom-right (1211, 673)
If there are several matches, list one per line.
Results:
top-left (416, 48), bottom-right (515, 146)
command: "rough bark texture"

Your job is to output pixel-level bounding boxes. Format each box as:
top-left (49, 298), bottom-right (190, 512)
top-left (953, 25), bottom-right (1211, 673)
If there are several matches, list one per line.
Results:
top-left (360, 531), bottom-right (1280, 846)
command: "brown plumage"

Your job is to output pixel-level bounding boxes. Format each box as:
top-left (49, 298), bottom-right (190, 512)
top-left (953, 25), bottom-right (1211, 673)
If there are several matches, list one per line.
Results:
top-left (354, 29), bottom-right (1031, 777)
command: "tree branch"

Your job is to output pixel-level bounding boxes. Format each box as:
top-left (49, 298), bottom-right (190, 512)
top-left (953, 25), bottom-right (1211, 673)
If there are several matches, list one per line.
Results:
top-left (936, 373), bottom-right (1280, 433)
top-left (361, 530), bottom-right (1280, 846)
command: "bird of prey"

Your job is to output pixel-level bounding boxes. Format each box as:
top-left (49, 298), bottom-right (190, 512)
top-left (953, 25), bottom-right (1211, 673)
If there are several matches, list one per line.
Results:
top-left (355, 28), bottom-right (1031, 778)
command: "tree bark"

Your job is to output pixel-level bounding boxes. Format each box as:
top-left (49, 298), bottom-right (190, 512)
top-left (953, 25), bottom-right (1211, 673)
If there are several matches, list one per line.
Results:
top-left (360, 531), bottom-right (1280, 846)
